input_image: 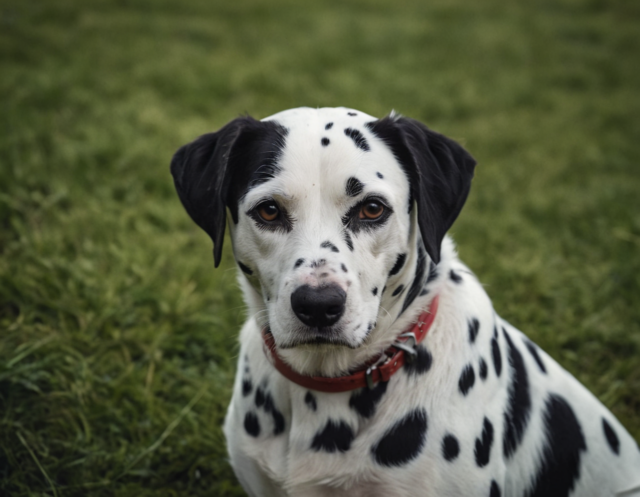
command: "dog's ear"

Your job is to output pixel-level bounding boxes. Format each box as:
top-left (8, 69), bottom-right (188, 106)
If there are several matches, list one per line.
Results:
top-left (171, 116), bottom-right (287, 267)
top-left (367, 116), bottom-right (476, 263)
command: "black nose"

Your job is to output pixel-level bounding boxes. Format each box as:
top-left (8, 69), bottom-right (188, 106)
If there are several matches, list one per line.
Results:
top-left (290, 284), bottom-right (346, 328)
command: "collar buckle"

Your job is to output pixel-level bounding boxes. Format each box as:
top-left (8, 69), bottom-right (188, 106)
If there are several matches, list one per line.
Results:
top-left (392, 331), bottom-right (419, 363)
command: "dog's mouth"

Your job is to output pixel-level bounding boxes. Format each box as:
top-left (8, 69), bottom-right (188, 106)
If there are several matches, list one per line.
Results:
top-left (268, 325), bottom-right (359, 350)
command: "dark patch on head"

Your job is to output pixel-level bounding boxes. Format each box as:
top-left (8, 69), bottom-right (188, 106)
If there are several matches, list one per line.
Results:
top-left (345, 177), bottom-right (365, 197)
top-left (372, 287), bottom-right (378, 296)
top-left (449, 270), bottom-right (462, 283)
top-left (526, 394), bottom-right (586, 497)
top-left (404, 345), bottom-right (432, 376)
top-left (442, 434), bottom-right (460, 462)
top-left (237, 261), bottom-right (253, 275)
top-left (321, 240), bottom-right (339, 253)
top-left (372, 408), bottom-right (428, 467)
top-left (325, 122), bottom-right (334, 130)
top-left (479, 357), bottom-right (488, 380)
top-left (294, 258), bottom-right (305, 269)
top-left (367, 321), bottom-right (375, 333)
top-left (347, 112), bottom-right (357, 116)
top-left (525, 340), bottom-right (547, 374)
top-left (382, 285), bottom-right (387, 295)
top-left (491, 337), bottom-right (502, 377)
top-left (349, 381), bottom-right (388, 418)
top-left (474, 417), bottom-right (494, 467)
top-left (242, 378), bottom-right (253, 397)
top-left (339, 264), bottom-right (348, 273)
top-left (344, 128), bottom-right (370, 151)
top-left (376, 171), bottom-right (384, 179)
top-left (392, 285), bottom-right (405, 297)
top-left (343, 231), bottom-right (354, 251)
top-left (602, 418), bottom-right (620, 455)
top-left (255, 386), bottom-right (265, 408)
top-left (304, 391), bottom-right (317, 411)
top-left (244, 411), bottom-right (260, 437)
top-left (468, 318), bottom-right (480, 343)
top-left (426, 261), bottom-right (439, 283)
top-left (321, 137), bottom-right (330, 147)
top-left (389, 253), bottom-right (407, 277)
top-left (489, 481), bottom-right (501, 497)
top-left (419, 288), bottom-right (429, 296)
top-left (502, 330), bottom-right (531, 459)
top-left (459, 364), bottom-right (475, 396)
top-left (311, 420), bottom-right (354, 453)
top-left (401, 245), bottom-right (428, 313)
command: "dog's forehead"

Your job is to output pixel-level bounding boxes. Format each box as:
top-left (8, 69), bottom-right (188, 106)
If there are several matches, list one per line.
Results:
top-left (253, 107), bottom-right (407, 204)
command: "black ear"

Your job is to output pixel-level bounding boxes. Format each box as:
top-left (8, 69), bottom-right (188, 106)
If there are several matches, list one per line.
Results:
top-left (170, 116), bottom-right (288, 267)
top-left (366, 116), bottom-right (476, 263)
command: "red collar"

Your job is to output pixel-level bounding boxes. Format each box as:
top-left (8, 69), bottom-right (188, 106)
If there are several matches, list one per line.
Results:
top-left (261, 295), bottom-right (439, 393)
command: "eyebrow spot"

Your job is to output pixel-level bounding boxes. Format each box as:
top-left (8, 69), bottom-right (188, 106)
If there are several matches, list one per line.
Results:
top-left (376, 172), bottom-right (384, 179)
top-left (325, 122), bottom-right (334, 130)
top-left (321, 137), bottom-right (330, 146)
top-left (294, 258), bottom-right (305, 268)
top-left (345, 177), bottom-right (364, 197)
top-left (320, 241), bottom-right (339, 253)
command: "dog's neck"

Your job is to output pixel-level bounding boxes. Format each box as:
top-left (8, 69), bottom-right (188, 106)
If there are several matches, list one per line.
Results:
top-left (238, 235), bottom-right (454, 377)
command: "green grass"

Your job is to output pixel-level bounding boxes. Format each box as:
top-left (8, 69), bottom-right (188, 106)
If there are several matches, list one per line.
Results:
top-left (1, 0), bottom-right (639, 494)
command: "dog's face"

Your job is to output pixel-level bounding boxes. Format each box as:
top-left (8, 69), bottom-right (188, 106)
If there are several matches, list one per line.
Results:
top-left (171, 107), bottom-right (476, 371)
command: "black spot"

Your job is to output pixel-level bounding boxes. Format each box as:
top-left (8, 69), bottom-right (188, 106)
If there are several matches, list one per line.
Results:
top-left (525, 340), bottom-right (547, 374)
top-left (344, 128), bottom-right (370, 151)
top-left (376, 171), bottom-right (384, 179)
top-left (343, 231), bottom-right (354, 251)
top-left (490, 480), bottom-right (501, 497)
top-left (602, 418), bottom-right (620, 455)
top-left (244, 412), bottom-right (260, 437)
top-left (264, 392), bottom-right (274, 412)
top-left (479, 358), bottom-right (488, 380)
top-left (468, 318), bottom-right (480, 343)
top-left (305, 392), bottom-right (317, 411)
top-left (294, 258), bottom-right (305, 268)
top-left (449, 270), bottom-right (462, 283)
top-left (255, 387), bottom-right (265, 408)
top-left (367, 321), bottom-right (375, 333)
top-left (321, 137), bottom-right (330, 146)
top-left (321, 240), bottom-right (339, 253)
top-left (491, 337), bottom-right (502, 377)
top-left (382, 285), bottom-right (387, 294)
top-left (349, 381), bottom-right (388, 418)
top-left (311, 420), bottom-right (354, 453)
top-left (272, 409), bottom-right (285, 435)
top-left (325, 122), bottom-right (333, 130)
top-left (474, 417), bottom-right (494, 467)
top-left (389, 253), bottom-right (407, 276)
top-left (404, 345), bottom-right (432, 376)
top-left (459, 364), bottom-right (475, 396)
top-left (442, 434), bottom-right (460, 462)
top-left (426, 261), bottom-right (439, 283)
top-left (372, 408), bottom-right (428, 467)
top-left (242, 378), bottom-right (253, 397)
top-left (493, 325), bottom-right (498, 338)
top-left (372, 287), bottom-right (378, 296)
top-left (502, 330), bottom-right (531, 459)
top-left (347, 112), bottom-right (357, 116)
top-left (419, 288), bottom-right (429, 296)
top-left (392, 285), bottom-right (405, 296)
top-left (341, 263), bottom-right (348, 273)
top-left (345, 177), bottom-right (364, 197)
top-left (526, 394), bottom-right (586, 497)
top-left (401, 246), bottom-right (427, 313)
top-left (238, 261), bottom-right (253, 275)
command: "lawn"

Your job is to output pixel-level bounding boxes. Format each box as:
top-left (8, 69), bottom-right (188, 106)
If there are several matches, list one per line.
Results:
top-left (1, 0), bottom-right (639, 495)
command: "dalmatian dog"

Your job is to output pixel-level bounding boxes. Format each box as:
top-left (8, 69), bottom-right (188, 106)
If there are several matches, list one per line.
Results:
top-left (171, 107), bottom-right (640, 497)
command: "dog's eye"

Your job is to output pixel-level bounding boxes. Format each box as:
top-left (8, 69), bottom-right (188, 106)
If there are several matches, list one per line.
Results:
top-left (256, 201), bottom-right (280, 222)
top-left (359, 201), bottom-right (385, 220)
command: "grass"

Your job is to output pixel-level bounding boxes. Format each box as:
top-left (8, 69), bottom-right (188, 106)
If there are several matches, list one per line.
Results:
top-left (0, 0), bottom-right (639, 494)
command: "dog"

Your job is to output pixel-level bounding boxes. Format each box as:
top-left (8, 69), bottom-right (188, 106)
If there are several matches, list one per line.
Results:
top-left (171, 107), bottom-right (640, 497)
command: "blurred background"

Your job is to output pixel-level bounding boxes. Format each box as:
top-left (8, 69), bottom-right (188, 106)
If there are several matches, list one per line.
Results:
top-left (1, 0), bottom-right (638, 495)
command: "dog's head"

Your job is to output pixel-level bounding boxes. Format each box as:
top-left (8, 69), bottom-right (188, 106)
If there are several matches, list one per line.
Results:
top-left (171, 107), bottom-right (475, 374)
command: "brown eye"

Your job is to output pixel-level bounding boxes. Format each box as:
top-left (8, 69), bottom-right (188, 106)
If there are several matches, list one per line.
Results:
top-left (359, 201), bottom-right (384, 220)
top-left (257, 201), bottom-right (280, 222)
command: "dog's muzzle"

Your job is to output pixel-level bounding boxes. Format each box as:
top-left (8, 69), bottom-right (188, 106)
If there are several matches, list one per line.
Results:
top-left (290, 284), bottom-right (346, 328)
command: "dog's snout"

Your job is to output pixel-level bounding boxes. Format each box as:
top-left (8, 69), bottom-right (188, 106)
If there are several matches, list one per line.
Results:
top-left (291, 284), bottom-right (346, 328)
